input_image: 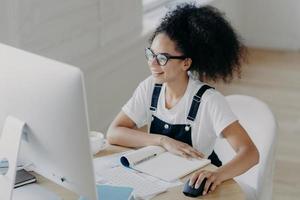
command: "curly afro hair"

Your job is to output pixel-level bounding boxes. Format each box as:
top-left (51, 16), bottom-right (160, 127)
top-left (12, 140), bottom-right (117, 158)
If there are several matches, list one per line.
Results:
top-left (149, 4), bottom-right (247, 83)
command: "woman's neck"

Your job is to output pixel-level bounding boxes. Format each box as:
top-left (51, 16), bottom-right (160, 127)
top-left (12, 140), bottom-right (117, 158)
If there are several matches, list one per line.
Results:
top-left (165, 74), bottom-right (189, 100)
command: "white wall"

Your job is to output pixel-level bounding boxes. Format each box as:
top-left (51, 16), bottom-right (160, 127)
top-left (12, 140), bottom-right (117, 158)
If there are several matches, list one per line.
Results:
top-left (242, 0), bottom-right (300, 50)
top-left (212, 0), bottom-right (300, 50)
top-left (210, 0), bottom-right (243, 31)
top-left (0, 0), bottom-right (147, 132)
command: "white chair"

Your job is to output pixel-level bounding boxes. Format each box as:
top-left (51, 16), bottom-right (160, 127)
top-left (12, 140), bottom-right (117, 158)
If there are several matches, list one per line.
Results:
top-left (214, 95), bottom-right (278, 200)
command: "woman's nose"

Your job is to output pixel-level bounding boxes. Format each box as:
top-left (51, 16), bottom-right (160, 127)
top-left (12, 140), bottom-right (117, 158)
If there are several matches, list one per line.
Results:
top-left (148, 58), bottom-right (160, 67)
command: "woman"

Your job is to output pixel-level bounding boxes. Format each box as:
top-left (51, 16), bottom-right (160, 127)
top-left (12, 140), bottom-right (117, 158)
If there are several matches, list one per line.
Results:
top-left (107, 4), bottom-right (259, 196)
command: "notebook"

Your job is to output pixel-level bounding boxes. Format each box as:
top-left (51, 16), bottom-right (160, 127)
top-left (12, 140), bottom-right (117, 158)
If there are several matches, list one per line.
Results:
top-left (120, 146), bottom-right (211, 182)
top-left (79, 184), bottom-right (134, 200)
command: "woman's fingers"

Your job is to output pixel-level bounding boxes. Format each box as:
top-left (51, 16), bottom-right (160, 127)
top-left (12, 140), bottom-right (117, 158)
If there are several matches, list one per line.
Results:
top-left (190, 170), bottom-right (222, 196)
top-left (180, 151), bottom-right (189, 158)
top-left (181, 146), bottom-right (204, 159)
top-left (203, 173), bottom-right (214, 195)
top-left (208, 181), bottom-right (218, 193)
top-left (172, 147), bottom-right (189, 158)
top-left (194, 171), bottom-right (208, 189)
top-left (189, 170), bottom-right (203, 186)
top-left (190, 148), bottom-right (204, 158)
top-left (161, 136), bottom-right (204, 159)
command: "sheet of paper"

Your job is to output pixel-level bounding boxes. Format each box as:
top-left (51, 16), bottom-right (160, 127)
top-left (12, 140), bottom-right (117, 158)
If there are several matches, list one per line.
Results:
top-left (93, 151), bottom-right (182, 199)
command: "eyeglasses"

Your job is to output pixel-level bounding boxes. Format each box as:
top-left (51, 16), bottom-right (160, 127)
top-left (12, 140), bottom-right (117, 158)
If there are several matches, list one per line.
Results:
top-left (145, 48), bottom-right (187, 66)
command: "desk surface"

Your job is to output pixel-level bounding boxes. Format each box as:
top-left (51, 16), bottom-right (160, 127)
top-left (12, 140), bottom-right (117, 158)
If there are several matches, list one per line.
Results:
top-left (35, 144), bottom-right (246, 200)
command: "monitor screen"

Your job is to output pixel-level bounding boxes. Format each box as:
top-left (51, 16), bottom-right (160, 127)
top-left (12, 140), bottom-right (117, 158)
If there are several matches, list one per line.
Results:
top-left (0, 43), bottom-right (97, 200)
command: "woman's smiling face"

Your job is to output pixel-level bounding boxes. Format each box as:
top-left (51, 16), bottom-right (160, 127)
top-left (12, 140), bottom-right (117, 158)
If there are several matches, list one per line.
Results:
top-left (148, 33), bottom-right (188, 83)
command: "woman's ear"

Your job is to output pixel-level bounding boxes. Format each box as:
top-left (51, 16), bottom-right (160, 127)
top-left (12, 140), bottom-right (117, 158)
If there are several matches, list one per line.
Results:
top-left (183, 58), bottom-right (192, 71)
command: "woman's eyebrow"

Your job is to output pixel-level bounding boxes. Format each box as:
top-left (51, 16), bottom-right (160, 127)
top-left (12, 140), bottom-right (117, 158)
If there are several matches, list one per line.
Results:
top-left (149, 48), bottom-right (172, 55)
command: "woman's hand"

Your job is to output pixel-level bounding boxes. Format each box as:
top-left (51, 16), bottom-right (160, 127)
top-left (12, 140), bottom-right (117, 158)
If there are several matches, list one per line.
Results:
top-left (189, 169), bottom-right (224, 196)
top-left (159, 135), bottom-right (204, 159)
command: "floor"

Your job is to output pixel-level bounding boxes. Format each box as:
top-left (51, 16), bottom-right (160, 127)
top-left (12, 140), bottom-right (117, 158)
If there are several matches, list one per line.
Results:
top-left (213, 48), bottom-right (300, 199)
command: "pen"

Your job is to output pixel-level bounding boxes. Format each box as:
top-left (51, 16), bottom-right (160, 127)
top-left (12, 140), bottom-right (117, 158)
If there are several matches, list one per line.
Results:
top-left (134, 153), bottom-right (157, 166)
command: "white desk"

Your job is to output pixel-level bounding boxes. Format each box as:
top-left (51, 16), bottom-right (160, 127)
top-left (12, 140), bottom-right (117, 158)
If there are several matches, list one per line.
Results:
top-left (29, 144), bottom-right (246, 200)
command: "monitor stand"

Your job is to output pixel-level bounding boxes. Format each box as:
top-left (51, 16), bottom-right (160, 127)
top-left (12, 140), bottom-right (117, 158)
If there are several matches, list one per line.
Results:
top-left (0, 116), bottom-right (61, 200)
top-left (0, 116), bottom-right (25, 200)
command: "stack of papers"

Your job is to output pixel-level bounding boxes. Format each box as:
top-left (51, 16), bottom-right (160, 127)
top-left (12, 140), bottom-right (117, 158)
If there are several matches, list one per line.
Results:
top-left (93, 151), bottom-right (182, 199)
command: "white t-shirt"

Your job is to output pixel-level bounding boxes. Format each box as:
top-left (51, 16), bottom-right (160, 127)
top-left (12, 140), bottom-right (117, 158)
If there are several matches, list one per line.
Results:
top-left (122, 75), bottom-right (237, 157)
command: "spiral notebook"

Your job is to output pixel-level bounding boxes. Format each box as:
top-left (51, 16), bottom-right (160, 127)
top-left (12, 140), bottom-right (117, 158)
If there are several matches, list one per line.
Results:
top-left (120, 146), bottom-right (211, 182)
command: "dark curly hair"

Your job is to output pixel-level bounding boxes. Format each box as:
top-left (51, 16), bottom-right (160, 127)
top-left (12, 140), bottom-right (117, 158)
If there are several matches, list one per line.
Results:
top-left (149, 4), bottom-right (247, 83)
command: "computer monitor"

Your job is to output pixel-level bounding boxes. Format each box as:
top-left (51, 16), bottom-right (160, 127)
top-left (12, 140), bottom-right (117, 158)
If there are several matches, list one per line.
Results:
top-left (0, 43), bottom-right (97, 200)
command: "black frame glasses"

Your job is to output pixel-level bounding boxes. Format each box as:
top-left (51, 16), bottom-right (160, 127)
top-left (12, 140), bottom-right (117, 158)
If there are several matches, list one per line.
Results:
top-left (145, 48), bottom-right (187, 66)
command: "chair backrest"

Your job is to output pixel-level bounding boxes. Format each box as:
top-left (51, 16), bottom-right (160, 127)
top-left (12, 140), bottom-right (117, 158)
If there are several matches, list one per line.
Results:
top-left (214, 95), bottom-right (277, 200)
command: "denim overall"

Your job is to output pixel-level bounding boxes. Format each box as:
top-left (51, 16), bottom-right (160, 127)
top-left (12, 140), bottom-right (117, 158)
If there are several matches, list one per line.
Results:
top-left (149, 83), bottom-right (222, 167)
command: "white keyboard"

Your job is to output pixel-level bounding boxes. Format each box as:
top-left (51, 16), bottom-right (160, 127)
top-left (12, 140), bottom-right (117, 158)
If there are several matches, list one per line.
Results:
top-left (95, 166), bottom-right (166, 198)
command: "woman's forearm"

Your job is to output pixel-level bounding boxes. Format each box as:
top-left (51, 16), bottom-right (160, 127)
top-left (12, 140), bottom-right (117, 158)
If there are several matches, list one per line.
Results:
top-left (216, 145), bottom-right (259, 182)
top-left (107, 126), bottom-right (163, 148)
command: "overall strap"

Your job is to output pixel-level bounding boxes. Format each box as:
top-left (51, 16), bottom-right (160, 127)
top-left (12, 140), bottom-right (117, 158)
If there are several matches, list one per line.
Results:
top-left (187, 85), bottom-right (214, 121)
top-left (150, 83), bottom-right (163, 111)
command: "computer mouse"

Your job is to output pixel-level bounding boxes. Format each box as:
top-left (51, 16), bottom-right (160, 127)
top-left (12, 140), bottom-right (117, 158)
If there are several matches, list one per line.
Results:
top-left (182, 178), bottom-right (210, 197)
